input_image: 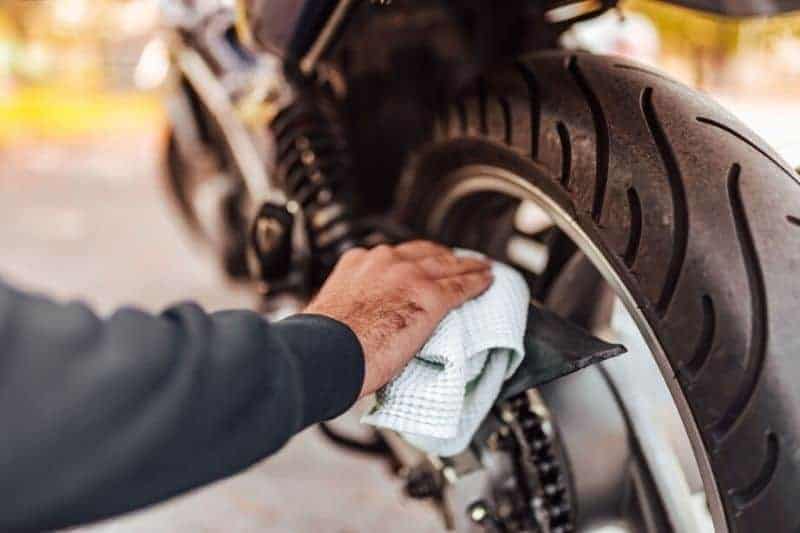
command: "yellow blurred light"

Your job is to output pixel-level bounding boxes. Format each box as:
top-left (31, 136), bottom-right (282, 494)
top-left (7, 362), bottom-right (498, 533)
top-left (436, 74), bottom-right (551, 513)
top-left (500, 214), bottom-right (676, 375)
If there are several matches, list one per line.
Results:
top-left (0, 87), bottom-right (164, 143)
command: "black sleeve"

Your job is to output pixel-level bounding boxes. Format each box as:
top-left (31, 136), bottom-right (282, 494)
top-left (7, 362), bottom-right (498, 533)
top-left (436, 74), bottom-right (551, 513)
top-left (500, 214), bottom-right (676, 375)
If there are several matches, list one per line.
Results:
top-left (0, 279), bottom-right (364, 532)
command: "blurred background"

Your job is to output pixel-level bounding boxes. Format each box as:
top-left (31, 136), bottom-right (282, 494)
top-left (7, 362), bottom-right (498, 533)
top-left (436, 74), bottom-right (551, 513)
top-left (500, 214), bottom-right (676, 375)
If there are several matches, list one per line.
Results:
top-left (0, 0), bottom-right (798, 531)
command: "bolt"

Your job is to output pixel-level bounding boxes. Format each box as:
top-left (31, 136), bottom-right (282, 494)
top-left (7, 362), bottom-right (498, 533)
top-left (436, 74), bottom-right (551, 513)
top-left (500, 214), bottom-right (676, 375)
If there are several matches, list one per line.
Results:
top-left (300, 150), bottom-right (316, 165)
top-left (468, 501), bottom-right (490, 524)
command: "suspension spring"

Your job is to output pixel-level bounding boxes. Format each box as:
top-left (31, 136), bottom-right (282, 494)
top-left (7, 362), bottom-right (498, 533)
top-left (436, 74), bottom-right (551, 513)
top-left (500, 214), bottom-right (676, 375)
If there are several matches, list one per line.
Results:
top-left (269, 89), bottom-right (360, 285)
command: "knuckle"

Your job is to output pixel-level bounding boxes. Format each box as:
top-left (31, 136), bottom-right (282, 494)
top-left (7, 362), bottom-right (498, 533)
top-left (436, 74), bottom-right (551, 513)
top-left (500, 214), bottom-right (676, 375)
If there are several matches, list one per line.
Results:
top-left (370, 244), bottom-right (395, 258)
top-left (341, 247), bottom-right (366, 261)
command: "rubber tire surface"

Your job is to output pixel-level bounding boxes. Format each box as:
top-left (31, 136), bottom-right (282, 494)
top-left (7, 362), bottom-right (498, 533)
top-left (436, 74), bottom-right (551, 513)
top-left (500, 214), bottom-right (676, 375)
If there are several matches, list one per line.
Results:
top-left (399, 51), bottom-right (800, 532)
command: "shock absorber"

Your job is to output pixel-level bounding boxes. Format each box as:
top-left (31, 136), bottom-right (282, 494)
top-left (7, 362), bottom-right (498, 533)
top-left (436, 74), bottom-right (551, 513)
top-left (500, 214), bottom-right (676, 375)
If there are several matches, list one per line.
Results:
top-left (276, 88), bottom-right (360, 285)
top-left (249, 85), bottom-right (365, 292)
top-left (249, 76), bottom-right (415, 296)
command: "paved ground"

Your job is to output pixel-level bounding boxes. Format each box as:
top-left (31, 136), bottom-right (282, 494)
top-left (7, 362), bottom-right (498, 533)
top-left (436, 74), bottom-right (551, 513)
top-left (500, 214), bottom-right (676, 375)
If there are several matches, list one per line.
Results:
top-left (0, 134), bottom-right (443, 533)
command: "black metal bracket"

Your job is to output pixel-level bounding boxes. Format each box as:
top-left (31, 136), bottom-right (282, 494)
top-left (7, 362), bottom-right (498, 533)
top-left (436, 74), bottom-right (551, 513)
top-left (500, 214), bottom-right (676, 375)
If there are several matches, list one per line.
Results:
top-left (500, 303), bottom-right (626, 401)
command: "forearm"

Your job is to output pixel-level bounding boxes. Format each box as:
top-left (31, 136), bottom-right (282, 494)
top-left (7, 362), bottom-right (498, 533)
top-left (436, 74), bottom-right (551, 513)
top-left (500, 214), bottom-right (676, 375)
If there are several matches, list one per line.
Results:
top-left (0, 281), bottom-right (363, 531)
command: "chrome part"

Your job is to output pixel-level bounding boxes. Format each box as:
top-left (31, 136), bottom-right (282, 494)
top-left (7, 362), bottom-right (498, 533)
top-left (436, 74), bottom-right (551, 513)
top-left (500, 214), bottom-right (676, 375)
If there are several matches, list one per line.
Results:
top-left (163, 71), bottom-right (238, 246)
top-left (162, 0), bottom-right (294, 210)
top-left (162, 1), bottom-right (307, 283)
top-left (545, 0), bottom-right (605, 23)
top-left (507, 235), bottom-right (550, 275)
top-left (239, 0), bottom-right (360, 73)
top-left (163, 0), bottom-right (402, 292)
top-left (422, 164), bottom-right (723, 532)
top-left (601, 302), bottom-right (703, 529)
top-left (516, 201), bottom-right (555, 235)
top-left (299, 0), bottom-right (360, 76)
top-left (469, 501), bottom-right (489, 524)
top-left (175, 47), bottom-right (279, 204)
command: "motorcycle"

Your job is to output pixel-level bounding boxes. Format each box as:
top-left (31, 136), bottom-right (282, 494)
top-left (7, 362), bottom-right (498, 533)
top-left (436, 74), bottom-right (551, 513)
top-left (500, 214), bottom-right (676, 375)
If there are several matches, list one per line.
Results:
top-left (157, 0), bottom-right (800, 531)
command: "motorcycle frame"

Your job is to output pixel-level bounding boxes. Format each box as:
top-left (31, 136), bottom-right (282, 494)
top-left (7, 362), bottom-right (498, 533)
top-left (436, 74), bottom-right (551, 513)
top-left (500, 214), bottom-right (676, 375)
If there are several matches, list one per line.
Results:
top-left (239, 0), bottom-right (800, 73)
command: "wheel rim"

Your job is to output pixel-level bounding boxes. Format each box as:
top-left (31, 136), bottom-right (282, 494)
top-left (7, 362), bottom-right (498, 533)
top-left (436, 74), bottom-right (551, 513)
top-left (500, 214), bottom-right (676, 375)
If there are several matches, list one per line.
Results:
top-left (420, 163), bottom-right (724, 533)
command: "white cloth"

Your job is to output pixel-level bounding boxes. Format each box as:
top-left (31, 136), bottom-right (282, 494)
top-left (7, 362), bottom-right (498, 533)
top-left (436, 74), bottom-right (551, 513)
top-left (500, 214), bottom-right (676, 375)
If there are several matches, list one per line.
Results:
top-left (361, 255), bottom-right (529, 456)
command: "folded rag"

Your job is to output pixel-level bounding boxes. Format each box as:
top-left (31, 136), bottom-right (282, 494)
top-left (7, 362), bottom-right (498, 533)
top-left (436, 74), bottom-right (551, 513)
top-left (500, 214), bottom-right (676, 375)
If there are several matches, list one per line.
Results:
top-left (361, 252), bottom-right (530, 456)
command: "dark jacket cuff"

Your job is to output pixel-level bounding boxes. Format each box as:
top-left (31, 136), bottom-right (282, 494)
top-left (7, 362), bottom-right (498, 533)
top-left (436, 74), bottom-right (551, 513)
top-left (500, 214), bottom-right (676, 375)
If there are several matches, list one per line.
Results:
top-left (275, 313), bottom-right (365, 428)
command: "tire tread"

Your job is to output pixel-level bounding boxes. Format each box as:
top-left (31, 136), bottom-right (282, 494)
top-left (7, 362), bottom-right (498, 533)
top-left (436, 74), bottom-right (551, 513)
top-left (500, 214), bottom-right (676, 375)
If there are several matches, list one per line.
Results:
top-left (418, 51), bottom-right (800, 531)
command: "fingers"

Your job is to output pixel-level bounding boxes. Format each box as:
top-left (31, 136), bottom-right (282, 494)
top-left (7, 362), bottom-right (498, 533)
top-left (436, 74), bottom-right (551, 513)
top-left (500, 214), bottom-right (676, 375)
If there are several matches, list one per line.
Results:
top-left (416, 253), bottom-right (490, 279)
top-left (393, 240), bottom-right (450, 261)
top-left (435, 270), bottom-right (494, 310)
top-left (337, 241), bottom-right (492, 288)
top-left (393, 241), bottom-right (491, 279)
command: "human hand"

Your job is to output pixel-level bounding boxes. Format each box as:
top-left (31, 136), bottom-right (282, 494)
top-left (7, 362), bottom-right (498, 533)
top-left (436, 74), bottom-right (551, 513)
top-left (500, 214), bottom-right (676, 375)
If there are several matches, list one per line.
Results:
top-left (304, 241), bottom-right (493, 398)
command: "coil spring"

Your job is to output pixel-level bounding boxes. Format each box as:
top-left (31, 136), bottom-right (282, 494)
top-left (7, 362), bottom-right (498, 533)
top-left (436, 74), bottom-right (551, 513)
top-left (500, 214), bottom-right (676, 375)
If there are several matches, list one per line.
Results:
top-left (270, 91), bottom-right (360, 284)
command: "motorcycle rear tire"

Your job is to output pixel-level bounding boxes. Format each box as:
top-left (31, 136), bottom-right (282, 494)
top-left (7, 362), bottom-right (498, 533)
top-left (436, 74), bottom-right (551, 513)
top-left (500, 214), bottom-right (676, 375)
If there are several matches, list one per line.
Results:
top-left (398, 51), bottom-right (800, 532)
